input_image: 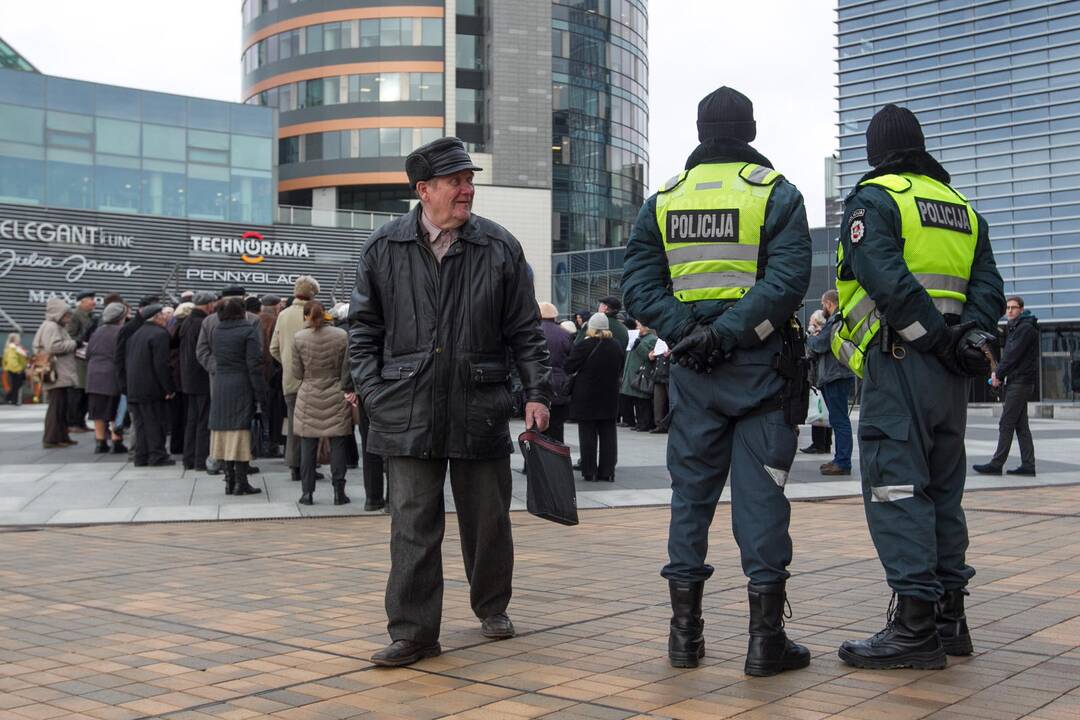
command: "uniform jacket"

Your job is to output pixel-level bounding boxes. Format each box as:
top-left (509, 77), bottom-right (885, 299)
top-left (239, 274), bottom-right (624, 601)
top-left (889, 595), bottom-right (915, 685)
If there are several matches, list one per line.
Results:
top-left (269, 299), bottom-right (308, 396)
top-left (620, 332), bottom-right (658, 398)
top-left (67, 307), bottom-right (94, 389)
top-left (806, 313), bottom-right (854, 386)
top-left (541, 318), bottom-right (573, 406)
top-left (623, 140), bottom-right (812, 357)
top-left (177, 309), bottom-right (210, 395)
top-left (348, 205), bottom-right (552, 460)
top-left (85, 323), bottom-right (122, 397)
top-left (196, 309), bottom-right (261, 376)
top-left (208, 319), bottom-right (267, 431)
top-left (837, 164), bottom-right (1005, 356)
top-left (996, 311), bottom-right (1038, 386)
top-left (291, 325), bottom-right (352, 437)
top-left (565, 335), bottom-right (624, 421)
top-left (32, 299), bottom-right (78, 391)
top-left (125, 323), bottom-right (174, 402)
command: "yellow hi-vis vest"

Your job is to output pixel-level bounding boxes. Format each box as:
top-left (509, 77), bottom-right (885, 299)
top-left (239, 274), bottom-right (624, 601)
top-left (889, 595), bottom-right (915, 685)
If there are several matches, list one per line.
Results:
top-left (656, 162), bottom-right (782, 303)
top-left (831, 173), bottom-right (978, 377)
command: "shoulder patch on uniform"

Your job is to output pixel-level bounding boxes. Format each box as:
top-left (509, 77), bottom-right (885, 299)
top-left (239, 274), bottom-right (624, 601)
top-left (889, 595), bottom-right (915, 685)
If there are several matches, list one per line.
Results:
top-left (658, 172), bottom-right (686, 194)
top-left (739, 163), bottom-right (783, 186)
top-left (849, 208), bottom-right (865, 221)
top-left (850, 219), bottom-right (866, 245)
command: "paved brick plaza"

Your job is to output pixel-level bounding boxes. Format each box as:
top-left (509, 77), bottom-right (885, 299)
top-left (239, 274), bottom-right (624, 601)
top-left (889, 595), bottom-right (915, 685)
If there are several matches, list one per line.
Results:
top-left (1, 485), bottom-right (1078, 719)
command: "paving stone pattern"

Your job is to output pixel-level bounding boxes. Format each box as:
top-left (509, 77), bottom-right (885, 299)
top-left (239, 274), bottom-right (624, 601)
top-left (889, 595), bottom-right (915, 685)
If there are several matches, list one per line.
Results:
top-left (0, 485), bottom-right (1078, 719)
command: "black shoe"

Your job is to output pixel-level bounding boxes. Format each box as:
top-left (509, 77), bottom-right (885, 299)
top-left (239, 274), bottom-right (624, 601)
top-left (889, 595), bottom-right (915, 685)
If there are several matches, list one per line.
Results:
top-left (290, 467), bottom-right (301, 482)
top-left (649, 427), bottom-right (668, 434)
top-left (582, 475), bottom-right (597, 482)
top-left (151, 458), bottom-right (177, 467)
top-left (248, 464), bottom-right (260, 474)
top-left (224, 462), bottom-right (236, 495)
top-left (598, 476), bottom-right (615, 483)
top-left (745, 581), bottom-right (811, 676)
top-left (838, 595), bottom-right (946, 670)
top-left (972, 463), bottom-right (1002, 475)
top-left (298, 492), bottom-right (314, 505)
top-left (94, 440), bottom-right (110, 454)
top-left (800, 445), bottom-right (829, 455)
top-left (1006, 465), bottom-right (1036, 476)
top-left (111, 441), bottom-right (128, 454)
top-left (333, 482), bottom-right (350, 506)
top-left (233, 463), bottom-right (262, 495)
top-left (481, 613), bottom-right (515, 639)
top-left (668, 580), bottom-right (705, 668)
top-left (315, 469), bottom-right (325, 481)
top-left (371, 640), bottom-right (441, 667)
top-left (937, 589), bottom-right (973, 656)
top-left (364, 498), bottom-right (386, 512)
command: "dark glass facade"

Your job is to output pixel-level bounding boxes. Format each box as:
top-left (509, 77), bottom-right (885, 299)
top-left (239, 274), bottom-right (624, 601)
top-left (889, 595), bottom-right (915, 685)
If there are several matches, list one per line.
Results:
top-left (836, 0), bottom-right (1080, 401)
top-left (550, 0), bottom-right (648, 313)
top-left (0, 68), bottom-right (275, 224)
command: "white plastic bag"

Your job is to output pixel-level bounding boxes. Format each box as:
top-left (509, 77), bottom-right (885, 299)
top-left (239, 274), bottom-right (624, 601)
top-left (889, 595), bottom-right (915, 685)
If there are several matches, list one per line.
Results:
top-left (806, 387), bottom-right (830, 427)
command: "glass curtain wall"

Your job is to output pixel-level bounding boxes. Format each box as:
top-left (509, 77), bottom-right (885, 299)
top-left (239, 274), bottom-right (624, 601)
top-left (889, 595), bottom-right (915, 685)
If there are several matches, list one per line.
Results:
top-left (0, 69), bottom-right (274, 223)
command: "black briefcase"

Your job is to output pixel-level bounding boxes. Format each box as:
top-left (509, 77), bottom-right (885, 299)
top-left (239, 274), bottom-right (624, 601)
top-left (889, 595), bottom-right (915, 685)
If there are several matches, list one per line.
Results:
top-left (517, 429), bottom-right (579, 526)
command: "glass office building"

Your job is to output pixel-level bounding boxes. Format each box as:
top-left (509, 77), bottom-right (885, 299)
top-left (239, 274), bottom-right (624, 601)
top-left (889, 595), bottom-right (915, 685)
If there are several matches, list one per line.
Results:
top-left (0, 68), bottom-right (275, 225)
top-left (836, 0), bottom-right (1080, 401)
top-left (551, 0), bottom-right (649, 312)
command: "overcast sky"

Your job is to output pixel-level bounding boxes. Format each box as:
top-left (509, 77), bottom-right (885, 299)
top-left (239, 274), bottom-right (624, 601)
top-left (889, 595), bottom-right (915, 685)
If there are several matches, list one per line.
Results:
top-left (1, 1), bottom-right (837, 226)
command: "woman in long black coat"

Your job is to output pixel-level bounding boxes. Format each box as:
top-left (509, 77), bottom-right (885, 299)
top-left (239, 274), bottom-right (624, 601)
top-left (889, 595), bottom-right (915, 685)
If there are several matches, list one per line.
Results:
top-left (209, 298), bottom-right (268, 495)
top-left (565, 312), bottom-right (625, 482)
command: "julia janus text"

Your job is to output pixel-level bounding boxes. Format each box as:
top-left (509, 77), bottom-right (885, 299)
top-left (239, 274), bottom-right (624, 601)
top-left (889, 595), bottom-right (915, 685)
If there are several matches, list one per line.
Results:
top-left (0, 248), bottom-right (141, 283)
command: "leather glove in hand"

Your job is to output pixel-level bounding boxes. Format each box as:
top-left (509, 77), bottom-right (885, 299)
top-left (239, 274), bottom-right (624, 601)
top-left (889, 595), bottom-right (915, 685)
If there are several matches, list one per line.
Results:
top-left (931, 321), bottom-right (975, 376)
top-left (670, 324), bottom-right (725, 374)
top-left (957, 327), bottom-right (999, 377)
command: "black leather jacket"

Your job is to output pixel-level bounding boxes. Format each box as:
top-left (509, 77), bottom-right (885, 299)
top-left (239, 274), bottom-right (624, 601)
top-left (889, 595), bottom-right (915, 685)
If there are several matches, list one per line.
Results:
top-left (348, 206), bottom-right (551, 459)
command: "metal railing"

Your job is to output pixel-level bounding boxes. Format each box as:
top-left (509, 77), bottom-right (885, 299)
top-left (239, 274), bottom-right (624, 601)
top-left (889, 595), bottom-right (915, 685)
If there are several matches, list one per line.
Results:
top-left (276, 205), bottom-right (401, 231)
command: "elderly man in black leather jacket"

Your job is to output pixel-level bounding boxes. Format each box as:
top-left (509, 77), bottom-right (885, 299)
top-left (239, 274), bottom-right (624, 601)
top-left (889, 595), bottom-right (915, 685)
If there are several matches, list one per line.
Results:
top-left (349, 137), bottom-right (552, 668)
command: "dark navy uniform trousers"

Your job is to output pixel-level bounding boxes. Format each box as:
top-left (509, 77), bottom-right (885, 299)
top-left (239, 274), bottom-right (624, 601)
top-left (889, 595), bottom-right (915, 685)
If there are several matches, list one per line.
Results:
top-left (859, 342), bottom-right (974, 601)
top-left (662, 337), bottom-right (798, 585)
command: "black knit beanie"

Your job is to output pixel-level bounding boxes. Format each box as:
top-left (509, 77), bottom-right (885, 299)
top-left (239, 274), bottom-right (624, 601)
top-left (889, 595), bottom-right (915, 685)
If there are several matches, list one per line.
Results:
top-left (866, 104), bottom-right (925, 167)
top-left (696, 86), bottom-right (756, 143)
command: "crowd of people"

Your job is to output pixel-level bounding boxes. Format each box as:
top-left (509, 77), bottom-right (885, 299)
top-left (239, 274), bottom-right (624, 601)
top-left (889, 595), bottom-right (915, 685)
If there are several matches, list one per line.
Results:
top-left (21, 279), bottom-right (386, 508)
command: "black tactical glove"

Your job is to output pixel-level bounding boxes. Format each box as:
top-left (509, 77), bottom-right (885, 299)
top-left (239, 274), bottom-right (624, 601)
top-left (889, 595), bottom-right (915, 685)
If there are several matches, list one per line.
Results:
top-left (957, 327), bottom-right (1000, 377)
top-left (930, 321), bottom-right (975, 376)
top-left (670, 324), bottom-right (725, 374)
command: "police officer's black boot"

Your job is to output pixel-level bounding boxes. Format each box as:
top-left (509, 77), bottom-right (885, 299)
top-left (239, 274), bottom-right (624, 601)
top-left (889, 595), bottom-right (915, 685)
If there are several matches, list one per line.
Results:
top-left (668, 580), bottom-right (705, 668)
top-left (745, 582), bottom-right (811, 677)
top-left (937, 588), bottom-right (973, 656)
top-left (839, 594), bottom-right (946, 670)
top-left (332, 479), bottom-right (350, 506)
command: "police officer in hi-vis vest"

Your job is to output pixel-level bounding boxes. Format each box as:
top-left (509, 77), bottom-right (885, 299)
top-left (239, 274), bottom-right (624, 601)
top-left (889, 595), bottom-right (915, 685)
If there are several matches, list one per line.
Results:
top-left (832, 104), bottom-right (1004, 670)
top-left (623, 87), bottom-right (812, 676)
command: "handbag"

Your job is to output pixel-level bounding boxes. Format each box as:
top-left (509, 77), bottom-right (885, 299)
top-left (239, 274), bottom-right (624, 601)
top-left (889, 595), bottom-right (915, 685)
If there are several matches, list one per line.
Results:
top-left (518, 428), bottom-right (578, 526)
top-left (29, 352), bottom-right (57, 385)
top-left (563, 340), bottom-right (600, 396)
top-left (630, 361), bottom-right (656, 395)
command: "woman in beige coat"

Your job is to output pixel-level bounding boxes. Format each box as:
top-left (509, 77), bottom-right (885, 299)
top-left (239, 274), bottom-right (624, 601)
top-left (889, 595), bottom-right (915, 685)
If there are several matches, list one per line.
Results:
top-left (32, 298), bottom-right (79, 448)
top-left (292, 301), bottom-right (353, 505)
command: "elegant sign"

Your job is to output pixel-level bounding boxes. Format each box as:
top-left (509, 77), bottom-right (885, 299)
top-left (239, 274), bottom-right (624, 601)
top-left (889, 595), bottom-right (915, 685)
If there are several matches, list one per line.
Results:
top-left (0, 218), bottom-right (136, 248)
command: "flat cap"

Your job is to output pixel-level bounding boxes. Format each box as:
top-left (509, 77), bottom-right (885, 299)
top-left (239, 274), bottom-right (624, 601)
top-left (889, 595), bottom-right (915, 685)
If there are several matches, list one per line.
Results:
top-left (75, 290), bottom-right (96, 301)
top-left (405, 136), bottom-right (483, 189)
top-left (220, 285), bottom-right (245, 298)
top-left (599, 295), bottom-right (622, 312)
top-left (193, 291), bottom-right (218, 305)
top-left (140, 304), bottom-right (164, 320)
top-left (138, 294), bottom-right (161, 308)
top-left (260, 294), bottom-right (282, 306)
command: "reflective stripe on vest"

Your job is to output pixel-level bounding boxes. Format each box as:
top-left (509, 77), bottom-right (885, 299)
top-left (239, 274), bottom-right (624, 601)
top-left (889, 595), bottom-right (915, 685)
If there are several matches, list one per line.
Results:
top-left (656, 162), bottom-right (781, 303)
top-left (831, 173), bottom-right (979, 378)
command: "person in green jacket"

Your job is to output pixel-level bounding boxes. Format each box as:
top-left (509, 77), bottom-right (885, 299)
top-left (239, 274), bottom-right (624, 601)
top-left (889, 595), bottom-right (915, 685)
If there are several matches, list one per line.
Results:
top-left (620, 325), bottom-right (657, 430)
